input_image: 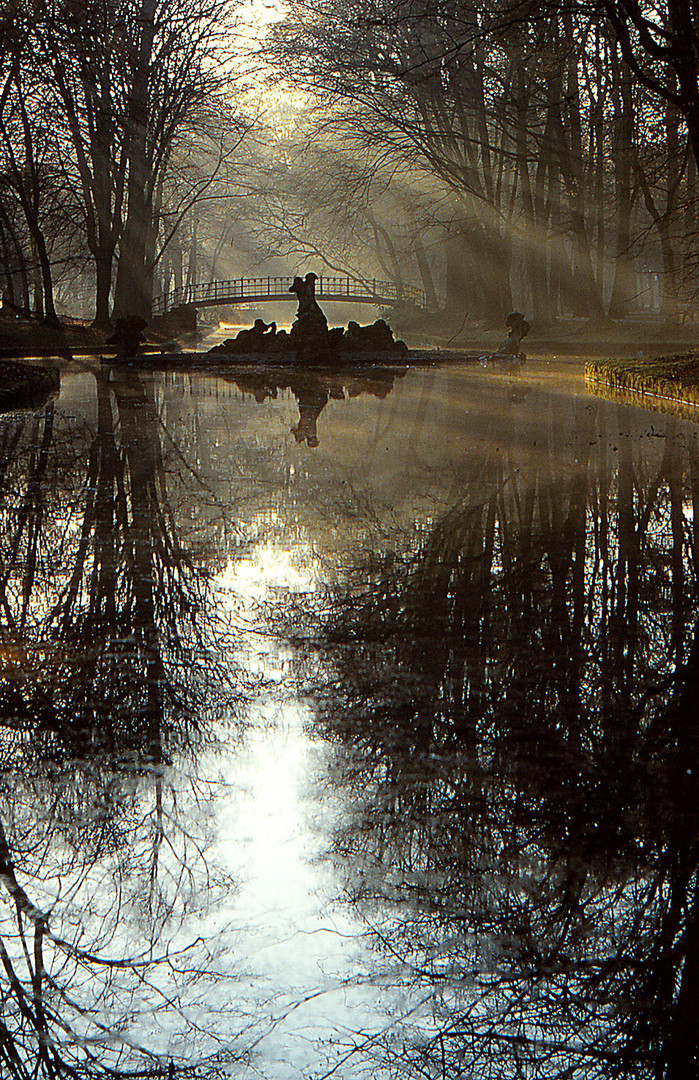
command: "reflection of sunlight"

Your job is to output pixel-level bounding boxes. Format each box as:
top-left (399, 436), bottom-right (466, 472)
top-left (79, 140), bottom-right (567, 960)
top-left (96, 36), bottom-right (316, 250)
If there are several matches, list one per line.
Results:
top-left (217, 543), bottom-right (317, 603)
top-left (206, 538), bottom-right (397, 1078)
top-left (196, 698), bottom-right (394, 1079)
top-left (218, 701), bottom-right (331, 938)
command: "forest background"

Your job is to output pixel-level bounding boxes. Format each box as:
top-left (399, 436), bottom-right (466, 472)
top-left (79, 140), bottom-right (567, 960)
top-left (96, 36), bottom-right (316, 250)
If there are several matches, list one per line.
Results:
top-left (1, 0), bottom-right (698, 336)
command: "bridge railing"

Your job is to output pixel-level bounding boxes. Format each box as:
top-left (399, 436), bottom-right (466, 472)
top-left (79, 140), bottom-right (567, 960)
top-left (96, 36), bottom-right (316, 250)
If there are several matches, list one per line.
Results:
top-left (151, 276), bottom-right (428, 315)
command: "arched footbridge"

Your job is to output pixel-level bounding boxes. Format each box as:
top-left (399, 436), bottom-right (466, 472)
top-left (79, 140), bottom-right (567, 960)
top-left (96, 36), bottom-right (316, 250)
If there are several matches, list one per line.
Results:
top-left (151, 276), bottom-right (428, 316)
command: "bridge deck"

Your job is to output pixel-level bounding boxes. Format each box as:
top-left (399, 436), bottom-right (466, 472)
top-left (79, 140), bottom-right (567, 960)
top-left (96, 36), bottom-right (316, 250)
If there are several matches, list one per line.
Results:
top-left (152, 276), bottom-right (428, 316)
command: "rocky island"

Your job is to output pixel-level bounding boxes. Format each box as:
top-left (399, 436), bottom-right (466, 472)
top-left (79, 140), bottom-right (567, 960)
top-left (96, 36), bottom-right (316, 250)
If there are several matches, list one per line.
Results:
top-left (207, 272), bottom-right (408, 364)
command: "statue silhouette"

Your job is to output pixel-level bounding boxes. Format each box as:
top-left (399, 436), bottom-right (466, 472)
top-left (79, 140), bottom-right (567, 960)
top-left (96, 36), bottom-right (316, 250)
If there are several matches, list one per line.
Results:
top-left (497, 311), bottom-right (530, 356)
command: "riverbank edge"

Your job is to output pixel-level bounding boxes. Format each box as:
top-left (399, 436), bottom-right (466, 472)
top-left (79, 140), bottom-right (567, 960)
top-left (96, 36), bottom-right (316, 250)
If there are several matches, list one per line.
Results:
top-left (0, 359), bottom-right (60, 410)
top-left (3, 311), bottom-right (699, 362)
top-left (585, 354), bottom-right (699, 413)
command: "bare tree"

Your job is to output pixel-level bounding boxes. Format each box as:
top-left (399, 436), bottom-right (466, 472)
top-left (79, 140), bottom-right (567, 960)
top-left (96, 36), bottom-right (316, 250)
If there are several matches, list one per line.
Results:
top-left (111, 0), bottom-right (245, 320)
top-left (266, 0), bottom-right (699, 322)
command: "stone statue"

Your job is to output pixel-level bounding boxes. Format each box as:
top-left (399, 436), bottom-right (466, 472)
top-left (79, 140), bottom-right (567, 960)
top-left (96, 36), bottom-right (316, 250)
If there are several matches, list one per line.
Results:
top-left (289, 272), bottom-right (328, 359)
top-left (497, 311), bottom-right (530, 357)
top-left (289, 273), bottom-right (326, 322)
top-left (207, 270), bottom-right (408, 364)
top-left (237, 318), bottom-right (277, 352)
top-left (344, 319), bottom-right (407, 355)
top-left (209, 318), bottom-right (277, 355)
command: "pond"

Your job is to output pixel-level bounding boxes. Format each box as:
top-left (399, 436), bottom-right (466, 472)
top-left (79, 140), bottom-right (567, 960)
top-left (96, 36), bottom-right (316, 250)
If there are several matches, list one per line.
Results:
top-left (0, 358), bottom-right (696, 1079)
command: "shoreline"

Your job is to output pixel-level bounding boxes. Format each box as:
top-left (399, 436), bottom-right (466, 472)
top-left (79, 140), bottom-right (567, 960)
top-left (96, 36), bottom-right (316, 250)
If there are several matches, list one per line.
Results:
top-left (0, 359), bottom-right (60, 411)
top-left (3, 314), bottom-right (699, 420)
top-left (2, 311), bottom-right (699, 359)
top-left (585, 354), bottom-right (699, 417)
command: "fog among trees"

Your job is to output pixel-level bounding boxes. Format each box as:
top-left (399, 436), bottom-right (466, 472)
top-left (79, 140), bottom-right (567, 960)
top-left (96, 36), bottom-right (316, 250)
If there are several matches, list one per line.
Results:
top-left (0, 0), bottom-right (699, 327)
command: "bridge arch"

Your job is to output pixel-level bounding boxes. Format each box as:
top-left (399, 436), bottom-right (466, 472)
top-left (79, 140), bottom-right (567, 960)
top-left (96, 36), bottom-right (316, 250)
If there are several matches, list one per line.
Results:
top-left (151, 275), bottom-right (428, 316)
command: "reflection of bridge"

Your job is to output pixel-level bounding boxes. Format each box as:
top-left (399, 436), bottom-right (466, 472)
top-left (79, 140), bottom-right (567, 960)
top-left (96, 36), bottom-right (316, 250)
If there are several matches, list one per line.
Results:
top-left (151, 276), bottom-right (428, 316)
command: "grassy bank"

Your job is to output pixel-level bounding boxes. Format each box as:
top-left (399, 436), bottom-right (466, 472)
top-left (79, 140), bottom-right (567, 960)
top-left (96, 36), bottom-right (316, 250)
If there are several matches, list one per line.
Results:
top-left (0, 313), bottom-right (110, 357)
top-left (0, 359), bottom-right (60, 410)
top-left (585, 353), bottom-right (699, 414)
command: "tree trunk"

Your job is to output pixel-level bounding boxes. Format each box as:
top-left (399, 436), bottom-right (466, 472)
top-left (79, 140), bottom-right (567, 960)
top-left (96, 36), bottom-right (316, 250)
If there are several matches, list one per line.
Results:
top-left (659, 214), bottom-right (680, 322)
top-left (185, 215), bottom-right (198, 290)
top-left (415, 236), bottom-right (438, 309)
top-left (445, 224), bottom-right (473, 315)
top-left (554, 38), bottom-right (606, 319)
top-left (608, 60), bottom-right (636, 318)
top-left (446, 217), bottom-right (512, 325)
top-left (33, 232), bottom-right (57, 323)
top-left (0, 221), bottom-right (15, 306)
top-left (93, 250), bottom-right (113, 328)
top-left (112, 0), bottom-right (157, 320)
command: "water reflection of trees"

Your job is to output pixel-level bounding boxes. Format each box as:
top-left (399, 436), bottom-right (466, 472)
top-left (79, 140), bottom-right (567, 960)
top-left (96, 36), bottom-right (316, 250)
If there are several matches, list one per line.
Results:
top-left (0, 369), bottom-right (246, 1077)
top-left (295, 402), bottom-right (699, 1079)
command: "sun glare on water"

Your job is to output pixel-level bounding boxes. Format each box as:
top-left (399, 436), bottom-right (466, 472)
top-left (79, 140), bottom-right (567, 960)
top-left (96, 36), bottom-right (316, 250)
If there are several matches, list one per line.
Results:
top-left (217, 543), bottom-right (317, 604)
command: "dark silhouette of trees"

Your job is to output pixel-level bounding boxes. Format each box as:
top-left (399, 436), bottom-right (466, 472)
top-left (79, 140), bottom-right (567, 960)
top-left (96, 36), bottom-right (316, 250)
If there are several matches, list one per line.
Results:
top-left (0, 0), bottom-right (248, 324)
top-left (26, 0), bottom-right (132, 328)
top-left (0, 8), bottom-right (71, 323)
top-left (604, 0), bottom-right (699, 173)
top-left (110, 0), bottom-right (242, 320)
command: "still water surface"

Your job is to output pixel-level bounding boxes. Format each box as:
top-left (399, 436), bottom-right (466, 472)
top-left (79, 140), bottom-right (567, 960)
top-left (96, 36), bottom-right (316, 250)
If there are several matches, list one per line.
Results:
top-left (0, 360), bottom-right (696, 1079)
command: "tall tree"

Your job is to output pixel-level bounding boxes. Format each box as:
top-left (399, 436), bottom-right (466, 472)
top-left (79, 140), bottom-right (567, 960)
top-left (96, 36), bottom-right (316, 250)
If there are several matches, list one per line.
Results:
top-left (604, 0), bottom-right (699, 171)
top-left (111, 0), bottom-right (237, 319)
top-left (30, 0), bottom-right (131, 326)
